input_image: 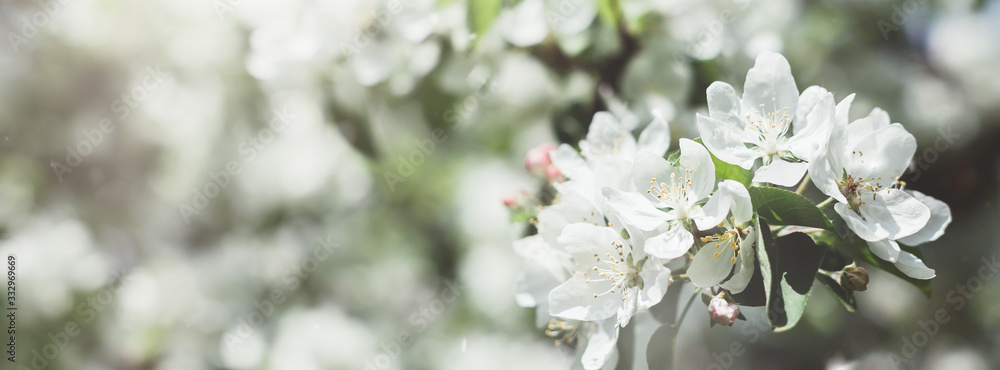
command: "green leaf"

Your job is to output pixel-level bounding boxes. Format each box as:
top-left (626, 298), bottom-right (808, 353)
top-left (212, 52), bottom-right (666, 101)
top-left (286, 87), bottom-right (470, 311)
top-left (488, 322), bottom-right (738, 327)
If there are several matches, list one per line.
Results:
top-left (770, 232), bottom-right (826, 332)
top-left (666, 149), bottom-right (680, 165)
top-left (757, 217), bottom-right (776, 317)
top-left (646, 324), bottom-right (677, 370)
top-left (595, 0), bottom-right (620, 29)
top-left (693, 137), bottom-right (753, 187)
top-left (508, 209), bottom-right (535, 223)
top-left (759, 219), bottom-right (827, 332)
top-left (468, 0), bottom-right (502, 47)
top-left (749, 186), bottom-right (833, 229)
top-left (712, 156), bottom-right (753, 188)
top-left (815, 273), bottom-right (857, 313)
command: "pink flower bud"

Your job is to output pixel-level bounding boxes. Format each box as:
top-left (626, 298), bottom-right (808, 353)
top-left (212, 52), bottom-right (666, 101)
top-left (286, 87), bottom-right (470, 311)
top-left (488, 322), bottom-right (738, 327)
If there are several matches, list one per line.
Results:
top-left (502, 194), bottom-right (518, 209)
top-left (525, 144), bottom-right (557, 177)
top-left (545, 164), bottom-right (565, 183)
top-left (708, 296), bottom-right (740, 327)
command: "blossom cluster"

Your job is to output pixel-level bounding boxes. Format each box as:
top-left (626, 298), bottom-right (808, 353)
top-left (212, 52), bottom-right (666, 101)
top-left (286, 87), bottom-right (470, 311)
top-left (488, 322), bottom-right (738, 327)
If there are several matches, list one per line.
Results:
top-left (510, 52), bottom-right (952, 369)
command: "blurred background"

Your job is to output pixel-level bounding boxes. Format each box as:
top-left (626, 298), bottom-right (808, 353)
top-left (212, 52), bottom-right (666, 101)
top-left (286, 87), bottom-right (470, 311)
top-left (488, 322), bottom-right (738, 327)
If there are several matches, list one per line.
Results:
top-left (1, 0), bottom-right (999, 369)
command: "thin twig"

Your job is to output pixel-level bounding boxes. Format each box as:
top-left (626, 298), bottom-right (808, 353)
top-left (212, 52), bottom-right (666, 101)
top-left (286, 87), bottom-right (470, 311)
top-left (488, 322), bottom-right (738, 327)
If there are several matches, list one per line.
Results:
top-left (672, 287), bottom-right (702, 328)
top-left (795, 173), bottom-right (811, 195)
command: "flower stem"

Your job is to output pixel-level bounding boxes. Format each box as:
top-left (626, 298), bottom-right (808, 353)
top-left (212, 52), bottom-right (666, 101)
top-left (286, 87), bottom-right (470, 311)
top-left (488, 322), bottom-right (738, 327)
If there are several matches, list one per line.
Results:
top-left (672, 287), bottom-right (702, 328)
top-left (795, 174), bottom-right (811, 195)
top-left (817, 197), bottom-right (835, 209)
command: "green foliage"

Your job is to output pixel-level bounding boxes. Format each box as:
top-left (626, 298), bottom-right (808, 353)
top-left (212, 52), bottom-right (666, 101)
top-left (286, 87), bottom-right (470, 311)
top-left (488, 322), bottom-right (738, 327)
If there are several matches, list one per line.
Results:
top-left (646, 324), bottom-right (677, 370)
top-left (766, 230), bottom-right (826, 332)
top-left (748, 186), bottom-right (833, 229)
top-left (744, 186), bottom-right (931, 297)
top-left (731, 218), bottom-right (825, 332)
top-left (669, 138), bottom-right (753, 187)
top-left (711, 155), bottom-right (753, 188)
top-left (468, 0), bottom-right (503, 47)
top-left (693, 138), bottom-right (753, 187)
top-left (508, 208), bottom-right (536, 223)
top-left (595, 0), bottom-right (621, 29)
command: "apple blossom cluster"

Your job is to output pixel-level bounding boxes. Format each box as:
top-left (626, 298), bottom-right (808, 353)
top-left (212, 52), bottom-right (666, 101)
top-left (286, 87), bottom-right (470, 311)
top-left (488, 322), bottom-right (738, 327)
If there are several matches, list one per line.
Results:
top-left (509, 52), bottom-right (952, 369)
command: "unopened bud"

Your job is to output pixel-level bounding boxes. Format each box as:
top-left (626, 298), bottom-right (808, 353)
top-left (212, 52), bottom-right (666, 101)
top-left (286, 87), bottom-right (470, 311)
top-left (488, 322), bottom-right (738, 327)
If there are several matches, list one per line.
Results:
top-left (502, 194), bottom-right (518, 209)
top-left (839, 265), bottom-right (869, 292)
top-left (525, 144), bottom-right (565, 182)
top-left (708, 296), bottom-right (739, 327)
top-left (545, 164), bottom-right (565, 182)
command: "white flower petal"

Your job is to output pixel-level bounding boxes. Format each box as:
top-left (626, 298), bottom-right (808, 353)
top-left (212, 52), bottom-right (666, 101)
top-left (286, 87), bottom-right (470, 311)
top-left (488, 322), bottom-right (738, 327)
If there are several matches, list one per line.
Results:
top-left (631, 151), bottom-right (675, 208)
top-left (696, 113), bottom-right (760, 170)
top-left (837, 190), bottom-right (931, 242)
top-left (794, 85), bottom-right (831, 133)
top-left (742, 51), bottom-right (798, 119)
top-left (898, 190), bottom-right (952, 246)
top-left (580, 318), bottom-right (620, 370)
top-left (643, 225), bottom-right (694, 259)
top-left (726, 181), bottom-right (754, 225)
top-left (867, 238), bottom-right (901, 263)
top-left (688, 241), bottom-right (736, 288)
top-left (603, 187), bottom-right (670, 231)
top-left (706, 81), bottom-right (742, 125)
top-left (825, 93), bottom-right (857, 169)
top-left (549, 274), bottom-right (619, 321)
top-left (865, 107), bottom-right (891, 132)
top-left (638, 258), bottom-right (672, 309)
top-left (514, 236), bottom-right (572, 307)
top-left (678, 138), bottom-right (716, 201)
top-left (582, 112), bottom-right (636, 162)
top-left (592, 156), bottom-right (635, 194)
top-left (808, 149), bottom-right (848, 204)
top-left (558, 223), bottom-right (622, 257)
top-left (787, 91), bottom-right (835, 161)
top-left (618, 288), bottom-right (639, 328)
top-left (637, 112), bottom-right (671, 156)
top-left (824, 94), bottom-right (855, 179)
top-left (862, 189), bottom-right (932, 240)
top-left (847, 124), bottom-right (916, 183)
top-left (551, 144), bottom-right (592, 181)
top-left (694, 180), bottom-right (752, 230)
top-left (894, 251), bottom-right (936, 280)
top-left (538, 192), bottom-right (602, 248)
top-left (835, 202), bottom-right (888, 242)
top-left (720, 227), bottom-right (756, 294)
top-left (752, 158), bottom-right (810, 187)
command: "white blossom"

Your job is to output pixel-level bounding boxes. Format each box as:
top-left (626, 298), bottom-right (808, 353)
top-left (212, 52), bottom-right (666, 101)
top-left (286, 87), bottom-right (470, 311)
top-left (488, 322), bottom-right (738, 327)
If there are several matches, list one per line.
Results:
top-left (808, 103), bottom-right (934, 278)
top-left (697, 52), bottom-right (836, 187)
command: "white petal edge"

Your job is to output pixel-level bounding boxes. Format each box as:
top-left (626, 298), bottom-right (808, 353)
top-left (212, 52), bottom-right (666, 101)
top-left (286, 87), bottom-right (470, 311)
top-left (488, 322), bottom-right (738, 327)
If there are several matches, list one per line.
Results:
top-left (894, 251), bottom-right (936, 280)
top-left (603, 187), bottom-right (670, 231)
top-left (678, 138), bottom-right (716, 201)
top-left (742, 51), bottom-right (799, 120)
top-left (637, 111), bottom-right (671, 156)
top-left (580, 318), bottom-right (620, 370)
top-left (688, 241), bottom-right (736, 288)
top-left (696, 113), bottom-right (760, 170)
top-left (643, 225), bottom-right (694, 259)
top-left (752, 158), bottom-right (809, 187)
top-left (867, 238), bottom-right (901, 263)
top-left (898, 190), bottom-right (951, 246)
